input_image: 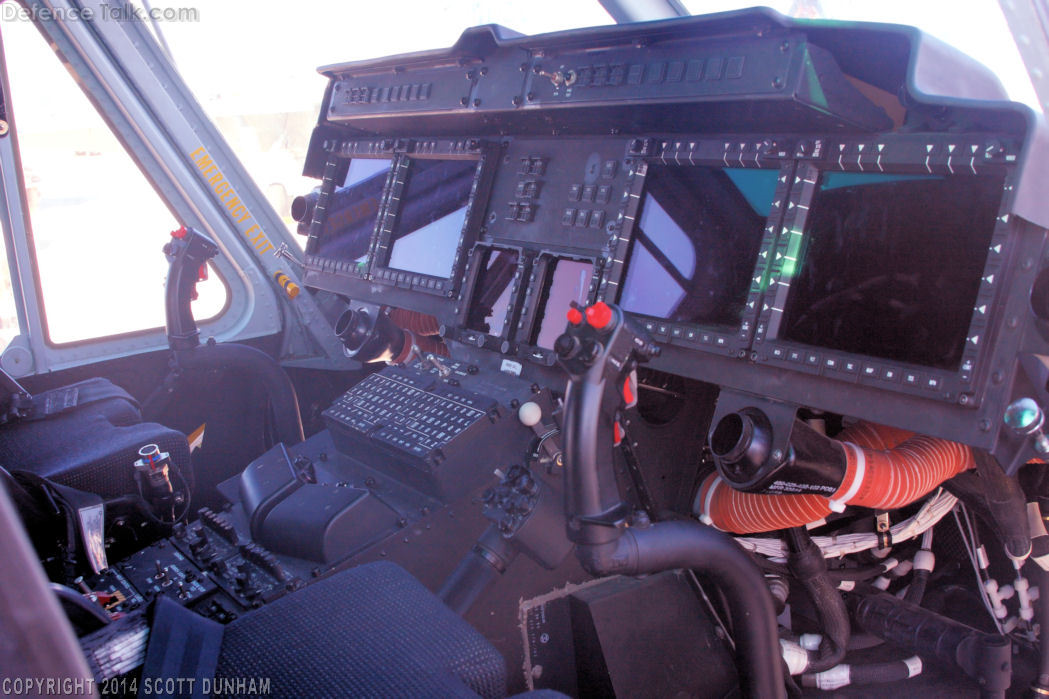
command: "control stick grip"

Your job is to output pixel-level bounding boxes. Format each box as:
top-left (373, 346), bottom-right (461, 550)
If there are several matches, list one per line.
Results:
top-left (557, 301), bottom-right (658, 544)
top-left (164, 227), bottom-right (219, 350)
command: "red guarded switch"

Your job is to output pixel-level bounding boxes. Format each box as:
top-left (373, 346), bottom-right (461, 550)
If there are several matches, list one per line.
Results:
top-left (585, 301), bottom-right (613, 330)
top-left (566, 307), bottom-right (584, 326)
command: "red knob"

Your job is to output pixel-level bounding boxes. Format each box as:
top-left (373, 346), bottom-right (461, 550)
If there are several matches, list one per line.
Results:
top-left (566, 307), bottom-right (584, 326)
top-left (585, 302), bottom-right (613, 330)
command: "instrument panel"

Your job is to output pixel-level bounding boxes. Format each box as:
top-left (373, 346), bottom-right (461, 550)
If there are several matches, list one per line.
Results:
top-left (297, 9), bottom-right (1049, 458)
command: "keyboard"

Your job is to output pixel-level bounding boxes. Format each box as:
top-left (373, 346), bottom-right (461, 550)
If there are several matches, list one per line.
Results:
top-left (322, 362), bottom-right (503, 497)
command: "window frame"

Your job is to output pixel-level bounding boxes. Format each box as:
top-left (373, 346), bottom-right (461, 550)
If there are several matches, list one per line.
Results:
top-left (0, 0), bottom-right (354, 375)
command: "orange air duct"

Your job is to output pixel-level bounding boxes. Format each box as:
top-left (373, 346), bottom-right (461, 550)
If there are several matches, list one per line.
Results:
top-left (698, 422), bottom-right (972, 534)
top-left (388, 308), bottom-right (442, 336)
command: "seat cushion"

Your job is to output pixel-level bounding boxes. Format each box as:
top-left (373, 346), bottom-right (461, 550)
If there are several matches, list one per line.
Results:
top-left (215, 561), bottom-right (507, 698)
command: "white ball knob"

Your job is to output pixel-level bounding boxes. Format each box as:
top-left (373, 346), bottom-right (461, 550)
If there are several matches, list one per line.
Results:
top-left (518, 401), bottom-right (542, 427)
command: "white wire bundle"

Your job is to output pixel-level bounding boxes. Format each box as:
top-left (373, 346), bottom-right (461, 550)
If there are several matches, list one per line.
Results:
top-left (952, 502), bottom-right (1007, 634)
top-left (733, 489), bottom-right (959, 559)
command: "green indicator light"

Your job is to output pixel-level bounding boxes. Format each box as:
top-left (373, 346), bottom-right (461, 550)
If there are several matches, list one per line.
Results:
top-left (1004, 398), bottom-right (1042, 431)
top-left (781, 231), bottom-right (804, 280)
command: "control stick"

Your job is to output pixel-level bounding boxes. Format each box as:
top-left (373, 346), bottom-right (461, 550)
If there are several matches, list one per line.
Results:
top-left (556, 301), bottom-right (786, 699)
top-left (163, 227), bottom-right (219, 351)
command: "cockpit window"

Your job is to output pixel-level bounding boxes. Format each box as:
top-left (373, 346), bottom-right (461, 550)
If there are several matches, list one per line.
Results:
top-left (148, 0), bottom-right (614, 245)
top-left (680, 0), bottom-right (1039, 109)
top-left (0, 12), bottom-right (229, 345)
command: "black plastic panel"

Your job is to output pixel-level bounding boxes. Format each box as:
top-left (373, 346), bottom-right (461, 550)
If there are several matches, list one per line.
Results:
top-left (299, 11), bottom-right (1045, 453)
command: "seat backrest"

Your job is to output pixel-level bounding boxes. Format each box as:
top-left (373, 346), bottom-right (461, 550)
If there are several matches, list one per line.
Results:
top-left (0, 377), bottom-right (192, 499)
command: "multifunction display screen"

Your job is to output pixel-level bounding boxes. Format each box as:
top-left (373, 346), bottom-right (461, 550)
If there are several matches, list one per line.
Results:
top-left (385, 158), bottom-right (479, 279)
top-left (780, 172), bottom-right (1004, 370)
top-left (314, 158), bottom-right (392, 265)
top-left (531, 259), bottom-right (593, 350)
top-left (619, 166), bottom-right (777, 328)
top-left (465, 247), bottom-right (519, 337)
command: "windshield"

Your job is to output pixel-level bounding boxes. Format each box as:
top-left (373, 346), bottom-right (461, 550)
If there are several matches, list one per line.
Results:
top-left (141, 0), bottom-right (1035, 237)
top-left (682, 0), bottom-right (1038, 107)
top-left (147, 0), bottom-right (615, 239)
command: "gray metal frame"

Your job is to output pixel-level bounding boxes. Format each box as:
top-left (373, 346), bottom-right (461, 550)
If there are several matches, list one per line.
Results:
top-left (0, 0), bottom-right (354, 375)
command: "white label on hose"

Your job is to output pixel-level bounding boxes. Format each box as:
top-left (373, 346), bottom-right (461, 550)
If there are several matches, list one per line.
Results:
top-left (779, 639), bottom-right (810, 676)
top-left (829, 443), bottom-right (865, 512)
top-left (838, 580), bottom-right (856, 591)
top-left (977, 545), bottom-right (990, 570)
top-left (904, 656), bottom-right (923, 677)
top-left (815, 665), bottom-right (851, 691)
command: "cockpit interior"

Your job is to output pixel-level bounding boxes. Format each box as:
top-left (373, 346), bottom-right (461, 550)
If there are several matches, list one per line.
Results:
top-left (2, 4), bottom-right (1049, 697)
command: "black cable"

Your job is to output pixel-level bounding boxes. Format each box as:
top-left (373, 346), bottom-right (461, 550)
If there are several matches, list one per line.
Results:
top-left (132, 462), bottom-right (190, 524)
top-left (849, 658), bottom-right (915, 684)
top-left (802, 656), bottom-right (916, 689)
top-left (170, 465), bottom-right (192, 524)
top-left (826, 564), bottom-right (890, 583)
top-left (105, 494), bottom-right (173, 531)
top-left (786, 527), bottom-right (850, 674)
top-left (904, 569), bottom-right (930, 604)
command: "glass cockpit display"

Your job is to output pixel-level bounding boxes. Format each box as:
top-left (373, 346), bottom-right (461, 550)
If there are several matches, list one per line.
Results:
top-left (384, 158), bottom-right (479, 280)
top-left (618, 166), bottom-right (777, 329)
top-left (779, 172), bottom-right (1004, 370)
top-left (313, 158), bottom-right (392, 265)
top-left (466, 247), bottom-right (520, 337)
top-left (531, 258), bottom-right (593, 350)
